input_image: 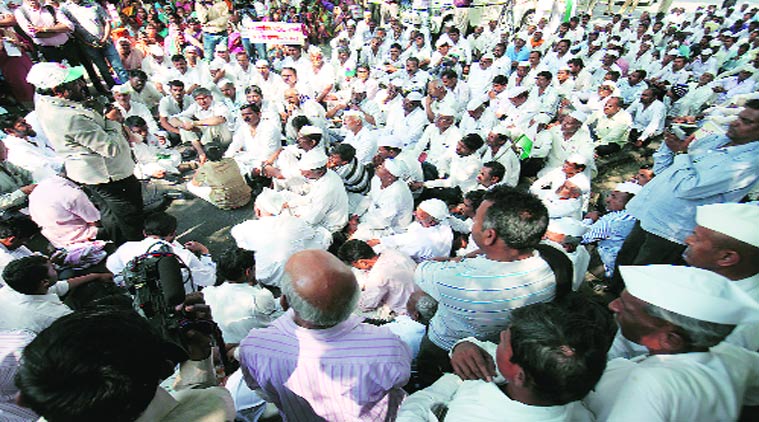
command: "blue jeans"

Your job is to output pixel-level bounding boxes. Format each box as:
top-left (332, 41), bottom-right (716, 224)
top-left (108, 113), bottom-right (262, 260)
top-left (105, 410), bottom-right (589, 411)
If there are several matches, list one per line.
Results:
top-left (202, 32), bottom-right (227, 61)
top-left (81, 41), bottom-right (128, 85)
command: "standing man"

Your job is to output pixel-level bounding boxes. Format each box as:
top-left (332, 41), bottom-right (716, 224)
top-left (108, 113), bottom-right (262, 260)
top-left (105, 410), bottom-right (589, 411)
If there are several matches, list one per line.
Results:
top-left (196, 0), bottom-right (230, 60)
top-left (613, 100), bottom-right (759, 292)
top-left (60, 0), bottom-right (127, 87)
top-left (27, 62), bottom-right (142, 245)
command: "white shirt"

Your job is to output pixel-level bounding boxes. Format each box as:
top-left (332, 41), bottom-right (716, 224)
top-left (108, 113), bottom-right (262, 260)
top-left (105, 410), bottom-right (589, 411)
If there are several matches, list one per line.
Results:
top-left (424, 152), bottom-right (481, 193)
top-left (585, 342), bottom-right (759, 422)
top-left (202, 283), bottom-right (280, 344)
top-left (378, 221), bottom-right (454, 263)
top-left (343, 126), bottom-right (377, 166)
top-left (358, 178), bottom-right (414, 235)
top-left (288, 170), bottom-right (349, 234)
top-left (414, 125), bottom-right (463, 176)
top-left (224, 122), bottom-right (280, 176)
top-left (627, 99), bottom-right (666, 141)
top-left (2, 135), bottom-right (63, 182)
top-left (354, 248), bottom-right (416, 316)
top-left (482, 145), bottom-right (520, 187)
top-left (106, 237), bottom-right (217, 292)
top-left (0, 283), bottom-right (72, 334)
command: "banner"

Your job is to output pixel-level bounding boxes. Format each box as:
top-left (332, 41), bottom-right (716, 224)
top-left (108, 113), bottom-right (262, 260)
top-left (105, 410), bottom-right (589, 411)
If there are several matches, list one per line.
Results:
top-left (246, 22), bottom-right (305, 45)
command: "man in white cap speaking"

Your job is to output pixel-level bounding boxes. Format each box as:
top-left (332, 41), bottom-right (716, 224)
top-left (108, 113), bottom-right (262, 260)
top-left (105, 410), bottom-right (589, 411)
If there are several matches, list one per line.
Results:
top-left (27, 62), bottom-right (142, 246)
top-left (584, 265), bottom-right (759, 421)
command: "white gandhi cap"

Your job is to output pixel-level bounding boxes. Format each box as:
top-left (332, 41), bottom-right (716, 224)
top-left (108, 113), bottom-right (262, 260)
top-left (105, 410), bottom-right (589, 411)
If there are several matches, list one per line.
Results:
top-left (696, 203), bottom-right (759, 248)
top-left (620, 265), bottom-right (759, 324)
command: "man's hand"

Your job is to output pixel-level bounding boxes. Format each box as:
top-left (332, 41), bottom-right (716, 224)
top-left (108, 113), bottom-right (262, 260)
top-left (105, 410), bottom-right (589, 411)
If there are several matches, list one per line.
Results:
top-left (176, 293), bottom-right (214, 360)
top-left (366, 238), bottom-right (380, 247)
top-left (181, 121), bottom-right (196, 131)
top-left (152, 170), bottom-right (166, 179)
top-left (104, 107), bottom-right (124, 123)
top-left (584, 211), bottom-right (600, 222)
top-left (664, 132), bottom-right (694, 153)
top-left (20, 184), bottom-right (37, 195)
top-left (450, 341), bottom-right (496, 382)
top-left (184, 241), bottom-right (209, 255)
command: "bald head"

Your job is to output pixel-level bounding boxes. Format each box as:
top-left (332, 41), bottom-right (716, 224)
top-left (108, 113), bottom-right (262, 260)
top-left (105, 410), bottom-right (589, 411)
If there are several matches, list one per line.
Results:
top-left (282, 250), bottom-right (359, 328)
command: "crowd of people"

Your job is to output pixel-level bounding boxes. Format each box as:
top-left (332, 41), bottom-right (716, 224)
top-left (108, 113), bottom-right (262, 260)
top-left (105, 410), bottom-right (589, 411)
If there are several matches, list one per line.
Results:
top-left (1, 0), bottom-right (759, 420)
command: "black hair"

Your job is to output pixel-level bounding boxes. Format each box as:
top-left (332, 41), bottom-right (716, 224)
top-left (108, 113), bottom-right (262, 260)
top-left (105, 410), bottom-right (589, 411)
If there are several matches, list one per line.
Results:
top-left (124, 115), bottom-right (146, 128)
top-left (167, 79), bottom-right (185, 88)
top-left (461, 133), bottom-right (484, 152)
top-left (217, 247), bottom-right (255, 281)
top-left (143, 212), bottom-right (177, 237)
top-left (482, 160), bottom-right (505, 181)
top-left (482, 186), bottom-right (548, 250)
top-left (128, 69), bottom-right (147, 80)
top-left (16, 309), bottom-right (177, 422)
top-left (170, 54), bottom-right (185, 62)
top-left (337, 239), bottom-right (376, 264)
top-left (239, 102), bottom-right (262, 113)
top-left (330, 143), bottom-right (356, 162)
top-left (537, 70), bottom-right (553, 80)
top-left (3, 255), bottom-right (50, 294)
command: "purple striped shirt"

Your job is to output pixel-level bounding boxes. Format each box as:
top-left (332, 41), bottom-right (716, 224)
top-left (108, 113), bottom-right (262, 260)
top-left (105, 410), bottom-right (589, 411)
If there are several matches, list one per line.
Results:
top-left (239, 310), bottom-right (411, 421)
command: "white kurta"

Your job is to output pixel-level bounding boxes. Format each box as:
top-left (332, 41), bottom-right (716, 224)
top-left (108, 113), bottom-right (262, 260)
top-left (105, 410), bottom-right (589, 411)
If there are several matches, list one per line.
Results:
top-left (355, 178), bottom-right (414, 239)
top-left (224, 122), bottom-right (281, 176)
top-left (377, 221), bottom-right (454, 263)
top-left (584, 342), bottom-right (759, 422)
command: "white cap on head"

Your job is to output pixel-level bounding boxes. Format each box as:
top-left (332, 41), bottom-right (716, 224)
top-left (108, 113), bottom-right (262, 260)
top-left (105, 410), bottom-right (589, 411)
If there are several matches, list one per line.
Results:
top-left (558, 65), bottom-right (571, 72)
top-left (382, 158), bottom-right (406, 178)
top-left (111, 83), bottom-right (133, 95)
top-left (517, 60), bottom-right (530, 67)
top-left (406, 91), bottom-right (424, 102)
top-left (149, 44), bottom-right (164, 56)
top-left (696, 203), bottom-right (759, 248)
top-left (491, 124), bottom-right (510, 136)
top-left (436, 105), bottom-right (456, 117)
top-left (614, 181), bottom-right (643, 196)
top-left (299, 125), bottom-right (322, 137)
top-left (667, 48), bottom-right (680, 56)
top-left (216, 78), bottom-right (234, 88)
top-left (709, 39), bottom-right (722, 48)
top-left (298, 150), bottom-right (328, 170)
top-left (418, 199), bottom-right (449, 221)
top-left (215, 43), bottom-right (228, 52)
top-left (466, 96), bottom-right (486, 111)
top-left (565, 152), bottom-right (588, 166)
top-left (154, 130), bottom-right (168, 137)
top-left (342, 110), bottom-right (362, 119)
top-left (567, 173), bottom-right (590, 194)
top-left (209, 59), bottom-right (225, 71)
top-left (507, 85), bottom-right (529, 98)
top-left (27, 62), bottom-right (85, 89)
top-left (701, 49), bottom-right (714, 55)
top-left (480, 53), bottom-right (495, 61)
top-left (436, 38), bottom-right (450, 48)
top-left (620, 265), bottom-right (759, 324)
top-left (548, 217), bottom-right (588, 237)
top-left (568, 110), bottom-right (588, 123)
top-left (255, 59), bottom-right (270, 67)
top-left (377, 135), bottom-right (404, 149)
top-left (605, 49), bottom-right (620, 57)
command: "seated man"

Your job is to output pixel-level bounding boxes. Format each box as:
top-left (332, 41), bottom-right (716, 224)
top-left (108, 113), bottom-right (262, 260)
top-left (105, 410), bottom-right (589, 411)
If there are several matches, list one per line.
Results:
top-left (537, 174), bottom-right (590, 220)
top-left (352, 158), bottom-right (414, 240)
top-left (0, 139), bottom-right (35, 212)
top-left (0, 218), bottom-right (38, 286)
top-left (368, 199), bottom-right (455, 263)
top-left (422, 133), bottom-right (484, 194)
top-left (581, 182), bottom-right (640, 280)
top-left (238, 250), bottom-right (412, 421)
top-left (530, 153), bottom-right (588, 196)
top-left (106, 212), bottom-right (216, 292)
top-left (201, 248), bottom-right (280, 345)
top-left (0, 113), bottom-right (63, 181)
top-left (28, 173), bottom-right (100, 249)
top-left (188, 144), bottom-right (252, 210)
top-left (338, 239), bottom-right (417, 319)
top-left (14, 301), bottom-right (235, 421)
top-left (255, 150), bottom-right (349, 245)
top-left (125, 116), bottom-right (183, 180)
top-left (399, 296), bottom-right (612, 421)
top-left (169, 87), bottom-right (232, 163)
top-left (327, 143), bottom-right (372, 213)
top-left (0, 255), bottom-right (111, 333)
top-left (543, 218), bottom-right (591, 292)
top-left (585, 265), bottom-right (759, 421)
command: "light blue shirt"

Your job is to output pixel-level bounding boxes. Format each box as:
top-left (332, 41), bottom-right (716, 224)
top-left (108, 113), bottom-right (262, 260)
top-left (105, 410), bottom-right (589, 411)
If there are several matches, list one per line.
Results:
top-left (626, 134), bottom-right (759, 244)
top-left (582, 210), bottom-right (637, 277)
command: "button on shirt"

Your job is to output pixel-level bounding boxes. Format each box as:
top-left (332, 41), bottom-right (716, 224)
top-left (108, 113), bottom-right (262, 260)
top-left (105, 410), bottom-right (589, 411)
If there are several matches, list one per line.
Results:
top-left (626, 135), bottom-right (759, 244)
top-left (415, 253), bottom-right (555, 350)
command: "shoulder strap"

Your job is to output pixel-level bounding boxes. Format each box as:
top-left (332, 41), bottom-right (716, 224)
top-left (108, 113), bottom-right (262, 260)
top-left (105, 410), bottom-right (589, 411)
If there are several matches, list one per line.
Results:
top-left (534, 244), bottom-right (573, 301)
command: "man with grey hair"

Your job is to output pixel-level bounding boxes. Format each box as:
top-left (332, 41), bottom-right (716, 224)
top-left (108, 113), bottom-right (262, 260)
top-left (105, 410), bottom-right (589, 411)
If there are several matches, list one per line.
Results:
top-left (238, 250), bottom-right (411, 421)
top-left (169, 87), bottom-right (232, 163)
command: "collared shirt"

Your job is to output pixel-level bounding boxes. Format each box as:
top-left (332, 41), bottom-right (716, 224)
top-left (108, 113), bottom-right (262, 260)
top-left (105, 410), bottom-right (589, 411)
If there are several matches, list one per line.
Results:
top-left (358, 178), bottom-right (414, 235)
top-left (627, 99), bottom-right (666, 141)
top-left (225, 122), bottom-right (280, 176)
top-left (581, 210), bottom-right (637, 277)
top-left (378, 221), bottom-right (454, 263)
top-left (0, 285), bottom-right (72, 333)
top-left (14, 4), bottom-right (73, 47)
top-left (35, 95), bottom-right (135, 185)
top-left (627, 135), bottom-right (759, 244)
top-left (343, 126), bottom-right (377, 165)
top-left (239, 310), bottom-right (411, 421)
top-left (424, 152), bottom-right (481, 193)
top-left (584, 342), bottom-right (759, 422)
top-left (202, 283), bottom-right (280, 344)
top-left (414, 125), bottom-right (463, 176)
top-left (399, 372), bottom-right (593, 422)
top-left (354, 248), bottom-right (416, 316)
top-left (587, 109), bottom-right (633, 147)
top-left (481, 145), bottom-right (520, 187)
top-left (28, 175), bottom-right (100, 248)
top-left (2, 135), bottom-right (63, 182)
top-left (106, 237), bottom-right (217, 291)
top-left (415, 252), bottom-right (555, 350)
top-left (288, 170), bottom-right (349, 234)
top-left (158, 94), bottom-right (193, 119)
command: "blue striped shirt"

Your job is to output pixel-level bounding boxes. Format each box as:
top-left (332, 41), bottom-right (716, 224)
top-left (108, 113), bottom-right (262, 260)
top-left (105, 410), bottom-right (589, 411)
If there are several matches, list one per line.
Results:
top-left (415, 253), bottom-right (555, 351)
